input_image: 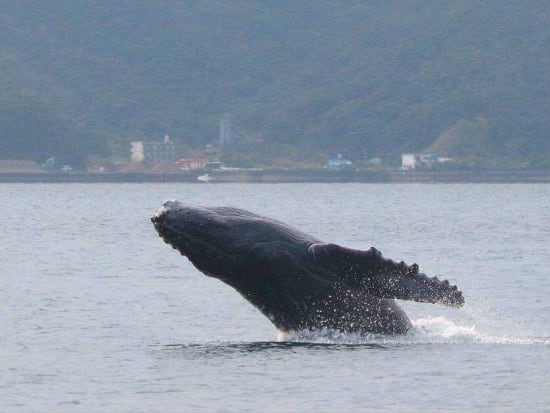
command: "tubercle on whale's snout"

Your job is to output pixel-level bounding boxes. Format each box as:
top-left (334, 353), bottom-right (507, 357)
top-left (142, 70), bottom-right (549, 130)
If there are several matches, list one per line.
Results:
top-left (150, 206), bottom-right (174, 238)
top-left (151, 200), bottom-right (193, 226)
top-left (150, 208), bottom-right (166, 225)
top-left (152, 200), bottom-right (179, 216)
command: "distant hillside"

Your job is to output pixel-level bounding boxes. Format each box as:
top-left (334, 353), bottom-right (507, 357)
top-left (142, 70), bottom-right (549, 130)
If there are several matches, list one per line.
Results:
top-left (1, 1), bottom-right (549, 167)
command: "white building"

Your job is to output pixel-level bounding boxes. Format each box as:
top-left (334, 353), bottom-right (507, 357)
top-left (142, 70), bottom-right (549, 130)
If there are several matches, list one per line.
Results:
top-left (130, 141), bottom-right (145, 162)
top-left (402, 153), bottom-right (439, 170)
top-left (402, 153), bottom-right (420, 169)
top-left (175, 158), bottom-right (208, 171)
top-left (130, 140), bottom-right (177, 164)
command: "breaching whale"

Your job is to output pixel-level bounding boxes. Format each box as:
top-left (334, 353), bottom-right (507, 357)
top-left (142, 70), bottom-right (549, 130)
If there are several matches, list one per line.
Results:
top-left (151, 201), bottom-right (464, 335)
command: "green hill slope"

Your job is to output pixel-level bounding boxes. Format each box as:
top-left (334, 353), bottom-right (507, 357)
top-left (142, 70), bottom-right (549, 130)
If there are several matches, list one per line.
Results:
top-left (1, 1), bottom-right (549, 167)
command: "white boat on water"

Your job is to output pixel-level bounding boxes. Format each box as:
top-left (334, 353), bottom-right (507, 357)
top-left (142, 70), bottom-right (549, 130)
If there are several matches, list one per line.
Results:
top-left (197, 173), bottom-right (213, 182)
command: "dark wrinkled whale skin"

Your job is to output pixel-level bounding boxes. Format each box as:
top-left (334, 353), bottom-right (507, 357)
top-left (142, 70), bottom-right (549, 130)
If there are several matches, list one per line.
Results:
top-left (151, 201), bottom-right (464, 335)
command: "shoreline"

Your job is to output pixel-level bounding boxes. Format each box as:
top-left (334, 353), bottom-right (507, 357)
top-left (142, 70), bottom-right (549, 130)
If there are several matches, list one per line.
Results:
top-left (1, 169), bottom-right (550, 183)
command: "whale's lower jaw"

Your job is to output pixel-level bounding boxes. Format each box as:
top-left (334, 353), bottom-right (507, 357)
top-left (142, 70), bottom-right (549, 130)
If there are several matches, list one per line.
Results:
top-left (152, 223), bottom-right (187, 255)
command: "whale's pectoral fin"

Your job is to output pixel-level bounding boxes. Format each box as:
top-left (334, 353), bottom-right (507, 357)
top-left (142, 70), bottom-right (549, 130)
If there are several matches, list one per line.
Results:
top-left (308, 243), bottom-right (464, 307)
top-left (374, 267), bottom-right (465, 307)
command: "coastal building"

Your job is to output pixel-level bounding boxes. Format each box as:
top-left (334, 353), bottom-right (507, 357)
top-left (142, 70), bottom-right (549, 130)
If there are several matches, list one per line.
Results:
top-left (130, 136), bottom-right (177, 165)
top-left (327, 154), bottom-right (353, 171)
top-left (402, 153), bottom-right (419, 169)
top-left (205, 161), bottom-right (223, 170)
top-left (401, 153), bottom-right (438, 170)
top-left (175, 158), bottom-right (208, 171)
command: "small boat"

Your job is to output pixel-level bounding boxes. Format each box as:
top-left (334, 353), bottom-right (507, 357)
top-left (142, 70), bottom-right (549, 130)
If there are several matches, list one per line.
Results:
top-left (197, 173), bottom-right (213, 182)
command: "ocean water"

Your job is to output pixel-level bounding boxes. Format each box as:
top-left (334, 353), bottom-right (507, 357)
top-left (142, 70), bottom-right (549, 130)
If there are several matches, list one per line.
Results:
top-left (1, 183), bottom-right (549, 412)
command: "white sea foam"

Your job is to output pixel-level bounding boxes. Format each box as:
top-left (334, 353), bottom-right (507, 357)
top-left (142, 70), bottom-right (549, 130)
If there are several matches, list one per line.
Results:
top-left (412, 316), bottom-right (479, 340)
top-left (412, 316), bottom-right (550, 345)
top-left (279, 316), bottom-right (550, 346)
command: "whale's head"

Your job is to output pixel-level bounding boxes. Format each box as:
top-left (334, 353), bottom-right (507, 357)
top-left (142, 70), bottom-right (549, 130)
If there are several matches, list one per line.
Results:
top-left (152, 200), bottom-right (312, 256)
top-left (151, 200), bottom-right (313, 279)
top-left (151, 200), bottom-right (299, 280)
top-left (151, 200), bottom-right (230, 257)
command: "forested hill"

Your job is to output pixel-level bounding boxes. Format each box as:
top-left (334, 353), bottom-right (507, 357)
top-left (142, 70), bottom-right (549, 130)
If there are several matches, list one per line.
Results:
top-left (1, 1), bottom-right (549, 167)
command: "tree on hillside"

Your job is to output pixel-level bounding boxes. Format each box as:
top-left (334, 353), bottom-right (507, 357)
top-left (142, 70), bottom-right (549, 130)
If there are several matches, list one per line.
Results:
top-left (0, 93), bottom-right (102, 168)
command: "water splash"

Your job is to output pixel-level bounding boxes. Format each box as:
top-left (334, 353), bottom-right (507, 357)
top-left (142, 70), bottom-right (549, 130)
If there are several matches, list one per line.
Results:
top-left (411, 316), bottom-right (550, 345)
top-left (277, 316), bottom-right (550, 346)
top-left (162, 318), bottom-right (549, 359)
top-left (412, 316), bottom-right (478, 341)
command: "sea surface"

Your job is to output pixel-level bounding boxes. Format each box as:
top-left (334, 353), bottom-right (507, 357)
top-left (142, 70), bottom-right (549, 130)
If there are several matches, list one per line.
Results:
top-left (1, 183), bottom-right (549, 412)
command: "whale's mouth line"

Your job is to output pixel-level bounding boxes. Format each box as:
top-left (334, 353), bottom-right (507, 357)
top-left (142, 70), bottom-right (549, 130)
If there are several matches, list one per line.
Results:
top-left (152, 219), bottom-right (234, 262)
top-left (150, 212), bottom-right (187, 237)
top-left (151, 220), bottom-right (191, 254)
top-left (151, 220), bottom-right (177, 239)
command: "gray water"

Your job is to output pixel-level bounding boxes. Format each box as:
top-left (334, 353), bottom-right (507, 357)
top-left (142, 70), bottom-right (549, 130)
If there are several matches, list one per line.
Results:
top-left (1, 183), bottom-right (549, 412)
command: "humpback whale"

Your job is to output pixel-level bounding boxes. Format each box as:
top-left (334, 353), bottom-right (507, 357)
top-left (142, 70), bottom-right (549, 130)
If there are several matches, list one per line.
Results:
top-left (151, 201), bottom-right (464, 335)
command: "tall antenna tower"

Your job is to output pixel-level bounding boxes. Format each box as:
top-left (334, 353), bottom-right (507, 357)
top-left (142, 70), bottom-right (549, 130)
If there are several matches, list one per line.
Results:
top-left (219, 113), bottom-right (232, 146)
